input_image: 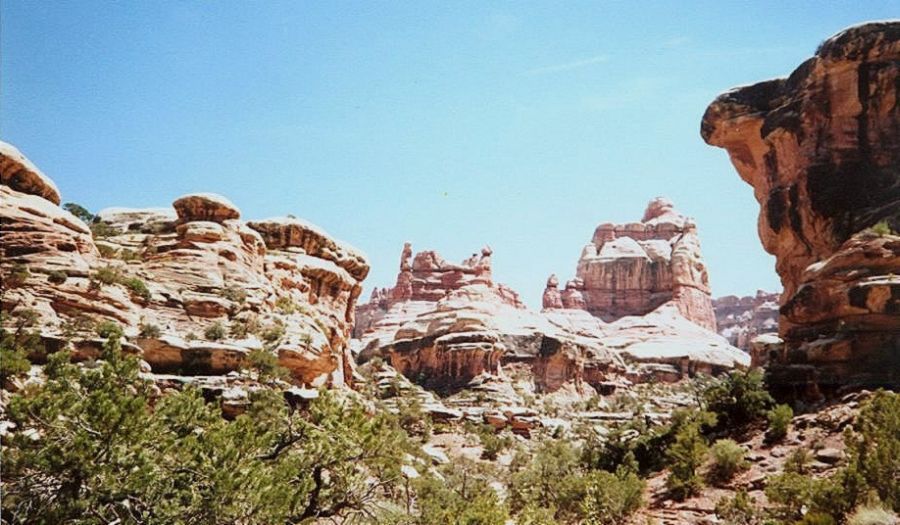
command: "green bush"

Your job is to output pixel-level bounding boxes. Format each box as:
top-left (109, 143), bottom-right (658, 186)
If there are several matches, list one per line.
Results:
top-left (230, 315), bottom-right (261, 339)
top-left (63, 202), bottom-right (95, 223)
top-left (260, 322), bottom-right (286, 344)
top-left (703, 369), bottom-right (773, 430)
top-left (275, 296), bottom-right (296, 314)
top-left (666, 417), bottom-right (710, 500)
top-left (97, 243), bottom-right (118, 258)
top-left (715, 490), bottom-right (759, 525)
top-left (92, 265), bottom-right (122, 285)
top-left (123, 277), bottom-right (151, 300)
top-left (1, 334), bottom-right (416, 524)
top-left (47, 270), bottom-right (68, 285)
top-left (412, 461), bottom-right (509, 525)
top-left (784, 447), bottom-right (813, 474)
top-left (869, 220), bottom-right (895, 236)
top-left (478, 426), bottom-right (513, 461)
top-left (221, 286), bottom-right (247, 304)
top-left (509, 439), bottom-right (584, 521)
top-left (0, 310), bottom-right (39, 382)
top-left (6, 263), bottom-right (31, 288)
top-left (767, 403), bottom-right (793, 443)
top-left (847, 504), bottom-right (899, 525)
top-left (797, 512), bottom-right (837, 525)
top-left (580, 467), bottom-right (645, 525)
top-left (708, 439), bottom-right (748, 484)
top-left (204, 321), bottom-right (227, 341)
top-left (246, 347), bottom-right (289, 381)
top-left (138, 322), bottom-right (161, 338)
top-left (95, 320), bottom-right (124, 340)
top-left (89, 221), bottom-right (118, 238)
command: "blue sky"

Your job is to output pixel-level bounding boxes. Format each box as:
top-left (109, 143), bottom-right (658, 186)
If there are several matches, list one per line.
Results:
top-left (2, 1), bottom-right (896, 307)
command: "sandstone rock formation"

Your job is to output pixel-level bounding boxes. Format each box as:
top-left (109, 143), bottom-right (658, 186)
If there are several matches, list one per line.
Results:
top-left (553, 198), bottom-right (717, 331)
top-left (542, 198), bottom-right (748, 377)
top-left (713, 290), bottom-right (779, 350)
top-left (0, 140), bottom-right (367, 389)
top-left (354, 244), bottom-right (622, 393)
top-left (702, 21), bottom-right (900, 396)
top-left (355, 240), bottom-right (749, 393)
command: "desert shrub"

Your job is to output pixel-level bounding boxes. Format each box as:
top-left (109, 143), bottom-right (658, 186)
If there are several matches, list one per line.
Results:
top-left (89, 221), bottom-right (118, 238)
top-left (766, 471), bottom-right (816, 521)
top-left (509, 439), bottom-right (585, 521)
top-left (46, 270), bottom-right (67, 284)
top-left (92, 265), bottom-right (122, 286)
top-left (0, 310), bottom-right (40, 383)
top-left (118, 248), bottom-right (140, 261)
top-left (204, 321), bottom-right (226, 341)
top-left (97, 244), bottom-right (119, 259)
top-left (798, 513), bottom-right (837, 525)
top-left (6, 263), bottom-right (31, 288)
top-left (221, 286), bottom-right (247, 304)
top-left (60, 315), bottom-right (96, 339)
top-left (708, 439), bottom-right (748, 484)
top-left (230, 315), bottom-right (261, 339)
top-left (847, 503), bottom-right (899, 525)
top-left (1, 333), bottom-right (416, 524)
top-left (869, 220), bottom-right (895, 236)
top-left (715, 490), bottom-right (760, 525)
top-left (847, 391), bottom-right (900, 510)
top-left (767, 403), bottom-right (793, 443)
top-left (476, 425), bottom-right (513, 461)
top-left (275, 296), bottom-right (296, 314)
top-left (703, 369), bottom-right (773, 430)
top-left (63, 202), bottom-right (95, 223)
top-left (260, 322), bottom-right (286, 344)
top-left (666, 416), bottom-right (710, 500)
top-left (95, 320), bottom-right (124, 340)
top-left (784, 447), bottom-right (813, 474)
top-left (123, 277), bottom-right (151, 300)
top-left (516, 504), bottom-right (559, 525)
top-left (138, 322), bottom-right (161, 338)
top-left (412, 460), bottom-right (509, 525)
top-left (580, 466), bottom-right (645, 525)
top-left (246, 347), bottom-right (289, 381)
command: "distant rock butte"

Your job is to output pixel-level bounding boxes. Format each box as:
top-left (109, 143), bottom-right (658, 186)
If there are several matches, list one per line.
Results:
top-left (713, 290), bottom-right (780, 350)
top-left (547, 197), bottom-right (718, 332)
top-left (0, 140), bottom-right (368, 389)
top-left (355, 239), bottom-right (748, 393)
top-left (702, 21), bottom-right (900, 397)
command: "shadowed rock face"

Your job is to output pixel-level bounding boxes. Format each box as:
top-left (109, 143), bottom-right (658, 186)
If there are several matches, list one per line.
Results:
top-left (702, 22), bottom-right (900, 397)
top-left (0, 140), bottom-right (368, 388)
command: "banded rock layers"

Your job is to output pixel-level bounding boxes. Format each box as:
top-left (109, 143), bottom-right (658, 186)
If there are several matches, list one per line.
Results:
top-left (0, 140), bottom-right (367, 388)
top-left (545, 198), bottom-right (717, 332)
top-left (702, 22), bottom-right (900, 396)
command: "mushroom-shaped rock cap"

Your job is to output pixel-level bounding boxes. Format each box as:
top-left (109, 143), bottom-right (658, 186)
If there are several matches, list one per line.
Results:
top-left (0, 141), bottom-right (61, 205)
top-left (172, 193), bottom-right (241, 223)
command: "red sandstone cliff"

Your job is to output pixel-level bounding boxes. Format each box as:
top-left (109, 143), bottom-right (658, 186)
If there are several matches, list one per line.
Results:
top-left (702, 21), bottom-right (900, 396)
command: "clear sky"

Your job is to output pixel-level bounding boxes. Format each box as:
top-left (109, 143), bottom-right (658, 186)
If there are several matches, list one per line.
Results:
top-left (2, 2), bottom-right (896, 307)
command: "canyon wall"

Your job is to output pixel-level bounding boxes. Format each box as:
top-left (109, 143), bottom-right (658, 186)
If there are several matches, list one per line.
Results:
top-left (713, 291), bottom-right (779, 350)
top-left (0, 140), bottom-right (368, 390)
top-left (702, 21), bottom-right (900, 397)
top-left (354, 244), bottom-right (620, 393)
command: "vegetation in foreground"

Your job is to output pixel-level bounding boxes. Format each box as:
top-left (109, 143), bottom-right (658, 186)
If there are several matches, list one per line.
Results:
top-left (1, 329), bottom-right (898, 525)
